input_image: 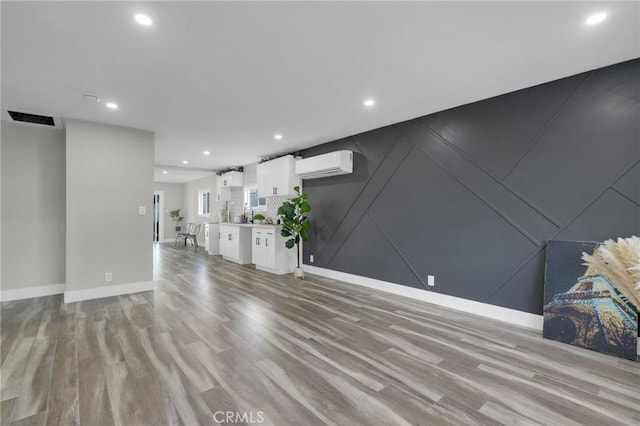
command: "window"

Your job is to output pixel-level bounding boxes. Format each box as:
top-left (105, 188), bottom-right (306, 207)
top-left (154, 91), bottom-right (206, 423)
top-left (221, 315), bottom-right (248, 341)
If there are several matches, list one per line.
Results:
top-left (198, 188), bottom-right (211, 216)
top-left (244, 185), bottom-right (266, 211)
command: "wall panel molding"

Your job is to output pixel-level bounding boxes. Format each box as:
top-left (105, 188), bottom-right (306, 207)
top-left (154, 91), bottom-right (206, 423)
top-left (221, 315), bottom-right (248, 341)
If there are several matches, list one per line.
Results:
top-left (302, 59), bottom-right (640, 315)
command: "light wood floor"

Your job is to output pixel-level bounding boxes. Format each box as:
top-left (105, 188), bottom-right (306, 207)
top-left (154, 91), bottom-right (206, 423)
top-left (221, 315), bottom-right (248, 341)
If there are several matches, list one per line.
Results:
top-left (1, 244), bottom-right (639, 425)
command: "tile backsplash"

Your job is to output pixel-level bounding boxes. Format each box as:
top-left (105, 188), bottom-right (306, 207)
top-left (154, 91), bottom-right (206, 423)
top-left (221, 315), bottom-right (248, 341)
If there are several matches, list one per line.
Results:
top-left (264, 196), bottom-right (289, 221)
top-left (227, 193), bottom-right (288, 223)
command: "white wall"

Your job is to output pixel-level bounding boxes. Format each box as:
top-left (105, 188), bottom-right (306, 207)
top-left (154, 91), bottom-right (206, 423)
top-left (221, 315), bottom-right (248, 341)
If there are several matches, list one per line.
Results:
top-left (65, 119), bottom-right (154, 299)
top-left (154, 182), bottom-right (184, 241)
top-left (183, 174), bottom-right (218, 242)
top-left (1, 122), bottom-right (66, 291)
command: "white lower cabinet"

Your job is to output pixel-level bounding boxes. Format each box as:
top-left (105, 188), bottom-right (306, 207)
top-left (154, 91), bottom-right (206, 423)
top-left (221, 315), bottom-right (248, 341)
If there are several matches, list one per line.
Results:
top-left (252, 226), bottom-right (296, 275)
top-left (204, 223), bottom-right (219, 255)
top-left (219, 224), bottom-right (252, 264)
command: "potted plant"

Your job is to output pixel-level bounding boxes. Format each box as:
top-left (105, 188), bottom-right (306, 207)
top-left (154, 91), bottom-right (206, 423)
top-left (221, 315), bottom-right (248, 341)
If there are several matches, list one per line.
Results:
top-left (277, 186), bottom-right (311, 279)
top-left (169, 209), bottom-right (184, 231)
top-left (253, 213), bottom-right (266, 224)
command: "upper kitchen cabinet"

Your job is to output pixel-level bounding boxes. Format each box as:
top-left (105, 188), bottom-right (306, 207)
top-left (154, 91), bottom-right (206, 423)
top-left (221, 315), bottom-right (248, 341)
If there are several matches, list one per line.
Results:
top-left (257, 155), bottom-right (301, 197)
top-left (218, 171), bottom-right (243, 187)
top-left (216, 171), bottom-right (242, 201)
top-left (215, 175), bottom-right (231, 201)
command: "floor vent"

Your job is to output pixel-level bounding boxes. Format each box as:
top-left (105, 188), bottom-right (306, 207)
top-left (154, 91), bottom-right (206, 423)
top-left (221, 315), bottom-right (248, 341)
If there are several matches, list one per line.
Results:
top-left (8, 110), bottom-right (55, 126)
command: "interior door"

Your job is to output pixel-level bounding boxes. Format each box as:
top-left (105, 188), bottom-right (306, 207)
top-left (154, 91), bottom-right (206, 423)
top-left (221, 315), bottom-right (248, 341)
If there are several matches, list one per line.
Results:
top-left (153, 191), bottom-right (164, 243)
top-left (153, 193), bottom-right (160, 242)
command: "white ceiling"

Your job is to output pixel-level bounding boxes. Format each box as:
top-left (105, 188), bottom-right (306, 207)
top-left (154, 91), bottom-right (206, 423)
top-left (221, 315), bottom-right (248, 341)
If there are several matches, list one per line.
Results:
top-left (2, 1), bottom-right (639, 183)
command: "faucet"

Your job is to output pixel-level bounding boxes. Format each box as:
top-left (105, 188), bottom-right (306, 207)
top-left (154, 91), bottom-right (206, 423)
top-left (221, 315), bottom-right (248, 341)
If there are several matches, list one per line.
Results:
top-left (245, 207), bottom-right (254, 223)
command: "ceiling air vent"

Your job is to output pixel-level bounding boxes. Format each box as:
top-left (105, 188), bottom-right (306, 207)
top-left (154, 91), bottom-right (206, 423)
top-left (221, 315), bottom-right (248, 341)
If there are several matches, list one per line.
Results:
top-left (8, 110), bottom-right (55, 126)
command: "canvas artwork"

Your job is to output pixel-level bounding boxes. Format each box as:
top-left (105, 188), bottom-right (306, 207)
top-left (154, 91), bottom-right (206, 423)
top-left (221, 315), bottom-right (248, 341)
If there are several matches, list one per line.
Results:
top-left (543, 237), bottom-right (640, 361)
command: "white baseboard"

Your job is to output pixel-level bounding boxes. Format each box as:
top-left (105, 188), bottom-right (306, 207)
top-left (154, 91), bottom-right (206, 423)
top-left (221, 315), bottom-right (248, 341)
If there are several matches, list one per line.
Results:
top-left (303, 265), bottom-right (544, 331)
top-left (222, 256), bottom-right (251, 265)
top-left (0, 283), bottom-right (66, 302)
top-left (256, 264), bottom-right (291, 275)
top-left (64, 281), bottom-right (155, 303)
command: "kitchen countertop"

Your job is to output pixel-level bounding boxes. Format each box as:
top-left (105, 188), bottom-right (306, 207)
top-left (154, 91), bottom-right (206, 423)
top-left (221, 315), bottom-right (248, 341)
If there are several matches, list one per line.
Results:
top-left (219, 222), bottom-right (282, 228)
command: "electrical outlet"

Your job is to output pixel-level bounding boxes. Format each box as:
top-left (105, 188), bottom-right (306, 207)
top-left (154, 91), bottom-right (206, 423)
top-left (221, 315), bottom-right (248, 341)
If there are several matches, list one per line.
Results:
top-left (427, 275), bottom-right (435, 286)
top-left (139, 206), bottom-right (146, 215)
top-left (310, 254), bottom-right (314, 263)
top-left (105, 272), bottom-right (112, 282)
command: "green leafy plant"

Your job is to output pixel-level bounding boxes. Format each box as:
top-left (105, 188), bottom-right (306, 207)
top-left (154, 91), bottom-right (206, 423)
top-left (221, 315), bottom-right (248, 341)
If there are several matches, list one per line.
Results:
top-left (277, 186), bottom-right (311, 269)
top-left (258, 152), bottom-right (300, 163)
top-left (253, 213), bottom-right (266, 223)
top-left (215, 166), bottom-right (244, 176)
top-left (169, 209), bottom-right (184, 231)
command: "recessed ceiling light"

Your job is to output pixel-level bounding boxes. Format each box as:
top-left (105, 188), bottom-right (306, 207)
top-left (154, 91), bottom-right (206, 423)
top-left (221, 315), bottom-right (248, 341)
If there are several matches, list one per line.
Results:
top-left (274, 134), bottom-right (283, 140)
top-left (135, 14), bottom-right (153, 26)
top-left (106, 102), bottom-right (118, 109)
top-left (364, 99), bottom-right (375, 107)
top-left (162, 170), bottom-right (168, 174)
top-left (586, 12), bottom-right (607, 25)
top-left (203, 151), bottom-right (210, 155)
top-left (182, 160), bottom-right (189, 164)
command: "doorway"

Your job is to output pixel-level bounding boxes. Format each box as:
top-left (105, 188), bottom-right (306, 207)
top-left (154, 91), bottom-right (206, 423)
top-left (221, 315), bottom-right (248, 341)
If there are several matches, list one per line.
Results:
top-left (153, 191), bottom-right (165, 243)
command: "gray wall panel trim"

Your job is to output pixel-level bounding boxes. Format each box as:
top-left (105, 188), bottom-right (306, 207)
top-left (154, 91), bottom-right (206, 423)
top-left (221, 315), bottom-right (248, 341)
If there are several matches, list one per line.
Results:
top-left (418, 73), bottom-right (588, 181)
top-left (350, 125), bottom-right (400, 169)
top-left (302, 59), bottom-right (640, 314)
top-left (486, 245), bottom-right (546, 301)
top-left (327, 213), bottom-right (425, 289)
top-left (367, 145), bottom-right (539, 304)
top-left (324, 146), bottom-right (412, 268)
top-left (312, 213), bottom-right (336, 259)
top-left (351, 138), bottom-right (377, 170)
top-left (487, 250), bottom-right (547, 313)
top-left (306, 128), bottom-right (402, 236)
top-left (487, 160), bottom-right (640, 300)
top-left (554, 190), bottom-right (640, 242)
top-left (611, 187), bottom-right (640, 207)
top-left (321, 137), bottom-right (413, 267)
top-left (501, 73), bottom-right (589, 181)
top-left (367, 212), bottom-right (428, 289)
top-left (612, 161), bottom-right (640, 204)
top-left (415, 120), bottom-right (564, 228)
top-left (401, 122), bottom-right (551, 246)
top-left (553, 159), bottom-right (639, 231)
top-left (495, 183), bottom-right (562, 227)
top-left (502, 61), bottom-right (640, 224)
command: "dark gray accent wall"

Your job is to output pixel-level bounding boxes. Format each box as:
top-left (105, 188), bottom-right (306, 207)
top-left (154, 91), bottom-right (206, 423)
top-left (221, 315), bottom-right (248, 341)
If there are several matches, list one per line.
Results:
top-left (301, 58), bottom-right (640, 315)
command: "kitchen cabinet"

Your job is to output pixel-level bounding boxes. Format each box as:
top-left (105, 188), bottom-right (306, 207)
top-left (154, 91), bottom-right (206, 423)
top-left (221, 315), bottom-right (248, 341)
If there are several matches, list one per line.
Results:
top-left (257, 155), bottom-right (300, 197)
top-left (216, 174), bottom-right (238, 201)
top-left (204, 222), bottom-right (219, 255)
top-left (219, 224), bottom-right (252, 264)
top-left (252, 225), bottom-right (296, 274)
top-left (216, 185), bottom-right (231, 202)
top-left (218, 171), bottom-right (243, 187)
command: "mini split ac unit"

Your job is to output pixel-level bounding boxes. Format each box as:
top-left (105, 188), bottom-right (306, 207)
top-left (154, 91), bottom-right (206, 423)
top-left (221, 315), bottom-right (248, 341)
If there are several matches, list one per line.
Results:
top-left (295, 150), bottom-right (353, 179)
